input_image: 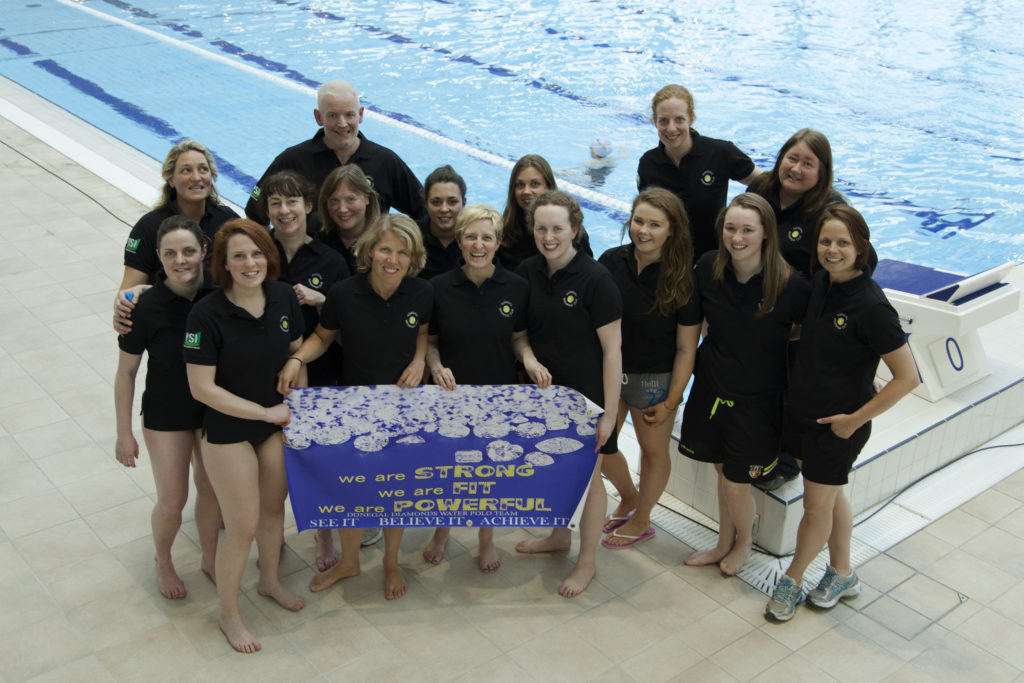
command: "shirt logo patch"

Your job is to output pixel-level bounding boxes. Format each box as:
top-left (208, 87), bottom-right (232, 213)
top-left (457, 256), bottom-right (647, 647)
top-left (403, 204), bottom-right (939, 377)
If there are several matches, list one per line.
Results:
top-left (788, 226), bottom-right (803, 242)
top-left (250, 185), bottom-right (262, 200)
top-left (833, 313), bottom-right (849, 330)
top-left (498, 300), bottom-right (514, 318)
top-left (183, 331), bottom-right (201, 349)
top-left (700, 170), bottom-right (715, 186)
top-left (405, 311), bottom-right (420, 328)
top-left (562, 291), bottom-right (578, 308)
top-left (308, 273), bottom-right (324, 289)
top-left (757, 298), bottom-right (775, 314)
top-left (280, 316), bottom-right (290, 333)
top-left (125, 237), bottom-right (141, 253)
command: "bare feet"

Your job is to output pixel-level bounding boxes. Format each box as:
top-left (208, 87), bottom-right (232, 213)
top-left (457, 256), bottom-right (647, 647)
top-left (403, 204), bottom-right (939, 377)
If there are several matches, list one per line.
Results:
top-left (478, 536), bottom-right (501, 573)
top-left (559, 560), bottom-right (596, 598)
top-left (384, 563), bottom-right (407, 600)
top-left (422, 529), bottom-right (449, 565)
top-left (220, 614), bottom-right (261, 654)
top-left (683, 545), bottom-right (733, 567)
top-left (603, 503), bottom-right (636, 533)
top-left (201, 555), bottom-right (216, 586)
top-left (257, 579), bottom-right (306, 611)
top-left (155, 557), bottom-right (186, 599)
top-left (718, 541), bottom-right (752, 576)
top-left (515, 533), bottom-right (571, 554)
top-left (315, 530), bottom-right (338, 572)
top-left (309, 559), bottom-right (360, 592)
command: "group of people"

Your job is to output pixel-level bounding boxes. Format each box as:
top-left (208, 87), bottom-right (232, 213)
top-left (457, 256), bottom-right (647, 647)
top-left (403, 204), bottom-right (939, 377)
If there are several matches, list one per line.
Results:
top-left (112, 79), bottom-right (919, 653)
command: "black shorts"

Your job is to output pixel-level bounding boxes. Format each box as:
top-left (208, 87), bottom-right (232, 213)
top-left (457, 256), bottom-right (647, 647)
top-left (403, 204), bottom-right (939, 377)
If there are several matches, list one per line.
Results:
top-left (677, 378), bottom-right (782, 484)
top-left (203, 409), bottom-right (281, 448)
top-left (600, 423), bottom-right (619, 456)
top-left (788, 415), bottom-right (871, 486)
top-left (141, 400), bottom-right (204, 432)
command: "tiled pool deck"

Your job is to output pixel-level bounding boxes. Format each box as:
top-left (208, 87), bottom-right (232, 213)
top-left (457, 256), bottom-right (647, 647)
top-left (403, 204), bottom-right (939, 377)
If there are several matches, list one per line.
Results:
top-left (2, 112), bottom-right (1024, 682)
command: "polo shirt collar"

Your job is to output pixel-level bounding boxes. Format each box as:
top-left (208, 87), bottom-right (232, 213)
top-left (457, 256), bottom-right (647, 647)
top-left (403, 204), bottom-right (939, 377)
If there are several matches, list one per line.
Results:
top-left (353, 272), bottom-right (411, 300)
top-left (654, 129), bottom-right (706, 164)
top-left (451, 263), bottom-right (511, 289)
top-left (829, 269), bottom-right (869, 294)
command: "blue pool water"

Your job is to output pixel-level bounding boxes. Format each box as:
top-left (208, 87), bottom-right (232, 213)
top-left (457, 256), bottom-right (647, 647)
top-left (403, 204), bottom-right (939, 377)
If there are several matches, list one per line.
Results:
top-left (1, 0), bottom-right (1022, 273)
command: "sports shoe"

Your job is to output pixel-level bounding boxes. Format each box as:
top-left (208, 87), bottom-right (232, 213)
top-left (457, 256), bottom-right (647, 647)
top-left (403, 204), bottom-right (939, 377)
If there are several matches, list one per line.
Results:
top-left (807, 566), bottom-right (861, 608)
top-left (765, 575), bottom-right (803, 622)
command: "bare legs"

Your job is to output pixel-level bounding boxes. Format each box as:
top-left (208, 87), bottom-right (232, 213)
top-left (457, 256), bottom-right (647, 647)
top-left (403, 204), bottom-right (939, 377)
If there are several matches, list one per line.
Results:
top-left (141, 428), bottom-right (220, 599)
top-left (423, 527), bottom-right (500, 572)
top-left (600, 404), bottom-right (638, 525)
top-left (516, 456), bottom-right (605, 598)
top-left (314, 529), bottom-right (339, 571)
top-left (784, 480), bottom-right (848, 584)
top-left (684, 464), bottom-right (755, 575)
top-left (203, 436), bottom-right (304, 654)
top-left (602, 405), bottom-right (673, 547)
top-left (310, 528), bottom-right (407, 599)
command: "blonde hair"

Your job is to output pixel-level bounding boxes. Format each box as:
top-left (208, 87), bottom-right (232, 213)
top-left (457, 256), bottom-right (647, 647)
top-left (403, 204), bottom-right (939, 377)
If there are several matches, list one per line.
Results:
top-left (455, 204), bottom-right (503, 242)
top-left (158, 140), bottom-right (220, 209)
top-left (353, 214), bottom-right (427, 277)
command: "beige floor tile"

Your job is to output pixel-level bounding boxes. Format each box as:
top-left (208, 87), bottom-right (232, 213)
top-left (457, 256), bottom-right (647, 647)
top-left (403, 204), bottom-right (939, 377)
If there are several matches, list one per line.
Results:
top-left (858, 553), bottom-right (916, 593)
top-left (284, 607), bottom-right (387, 673)
top-left (955, 607), bottom-right (1024, 671)
top-left (861, 595), bottom-right (933, 640)
top-left (13, 517), bottom-right (108, 574)
top-left (883, 662), bottom-right (945, 683)
top-left (888, 573), bottom-right (964, 621)
top-left (0, 540), bottom-right (33, 584)
top-left (0, 395), bottom-right (70, 434)
top-left (997, 506), bottom-right (1024, 540)
top-left (673, 605), bottom-right (754, 657)
top-left (38, 552), bottom-right (139, 610)
top-left (620, 570), bottom-right (719, 631)
top-left (994, 469), bottom-right (1024, 502)
top-left (989, 580), bottom-right (1024, 628)
top-left (58, 468), bottom-right (145, 517)
top-left (749, 652), bottom-right (839, 682)
top-left (926, 508), bottom-right (992, 547)
top-left (95, 623), bottom-right (205, 682)
top-left (12, 418), bottom-right (94, 459)
top-left (83, 495), bottom-right (156, 548)
top-left (672, 562), bottom-right (762, 606)
top-left (170, 596), bottom-right (278, 661)
top-left (962, 527), bottom-right (1024, 580)
top-left (35, 442), bottom-right (114, 488)
top-left (0, 435), bottom-right (29, 469)
top-left (562, 597), bottom-right (671, 664)
top-left (0, 613), bottom-right (90, 682)
top-left (394, 612), bottom-right (502, 680)
top-left (909, 631), bottom-right (1018, 683)
top-left (450, 654), bottom-right (536, 682)
top-left (921, 548), bottom-right (1017, 604)
top-left (760, 599), bottom-right (847, 650)
top-left (24, 655), bottom-right (116, 683)
top-left (51, 382), bottom-right (114, 418)
top-left (616, 632), bottom-right (704, 682)
top-left (0, 322), bottom-right (68, 356)
top-left (589, 539), bottom-right (670, 595)
top-left (324, 642), bottom-right (423, 683)
top-left (0, 574), bottom-right (62, 636)
top-left (204, 634), bottom-right (320, 681)
top-left (886, 530), bottom-right (954, 571)
top-left (960, 489), bottom-right (1022, 524)
top-left (0, 460), bottom-right (54, 504)
top-left (461, 599), bottom-right (577, 653)
top-left (798, 624), bottom-right (904, 682)
top-left (507, 626), bottom-right (614, 681)
top-left (710, 628), bottom-right (791, 681)
top-left (668, 658), bottom-right (738, 682)
top-left (0, 374), bottom-right (48, 409)
top-left (0, 488), bottom-right (78, 539)
top-left (49, 314), bottom-right (111, 344)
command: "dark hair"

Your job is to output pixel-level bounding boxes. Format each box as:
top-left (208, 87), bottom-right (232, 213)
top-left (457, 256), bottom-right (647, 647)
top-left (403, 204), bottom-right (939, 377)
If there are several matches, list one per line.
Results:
top-left (258, 170), bottom-right (317, 216)
top-left (423, 165), bottom-right (467, 202)
top-left (157, 140), bottom-right (220, 209)
top-left (209, 219), bottom-right (280, 289)
top-left (755, 129), bottom-right (835, 220)
top-left (317, 165), bottom-right (381, 240)
top-left (501, 154), bottom-right (557, 249)
top-left (629, 188), bottom-right (694, 316)
top-left (712, 193), bottom-right (792, 317)
top-left (156, 215), bottom-right (204, 251)
top-left (813, 202), bottom-right (872, 272)
top-left (528, 190), bottom-right (584, 249)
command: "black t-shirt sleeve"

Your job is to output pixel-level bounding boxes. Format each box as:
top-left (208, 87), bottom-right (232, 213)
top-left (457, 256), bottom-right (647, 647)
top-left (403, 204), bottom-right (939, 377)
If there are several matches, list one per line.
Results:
top-left (287, 286), bottom-right (305, 342)
top-left (723, 140), bottom-right (757, 181)
top-left (859, 300), bottom-right (906, 357)
top-left (675, 294), bottom-right (703, 327)
top-left (788, 272), bottom-right (812, 324)
top-left (123, 217), bottom-right (159, 274)
top-left (117, 309), bottom-right (148, 355)
top-left (588, 268), bottom-right (623, 330)
top-left (318, 282), bottom-right (345, 332)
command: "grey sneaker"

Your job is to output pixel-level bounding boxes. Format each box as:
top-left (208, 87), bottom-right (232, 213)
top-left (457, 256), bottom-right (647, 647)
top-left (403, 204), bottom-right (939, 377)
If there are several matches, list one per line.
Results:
top-left (765, 575), bottom-right (803, 622)
top-left (360, 528), bottom-right (383, 547)
top-left (807, 566), bottom-right (861, 608)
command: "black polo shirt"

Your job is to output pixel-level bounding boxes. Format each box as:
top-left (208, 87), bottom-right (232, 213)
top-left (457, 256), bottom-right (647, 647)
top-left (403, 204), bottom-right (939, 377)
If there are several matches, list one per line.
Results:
top-left (244, 130), bottom-right (426, 224)
top-left (598, 245), bottom-right (701, 373)
top-left (692, 251), bottom-right (809, 400)
top-left (274, 234), bottom-right (350, 386)
top-left (183, 281), bottom-right (303, 444)
top-left (516, 251), bottom-right (622, 406)
top-left (497, 227), bottom-right (595, 273)
top-left (429, 266), bottom-right (528, 384)
top-left (637, 131), bottom-right (756, 260)
top-left (118, 277), bottom-right (212, 431)
top-left (319, 274), bottom-right (433, 386)
top-left (788, 270), bottom-right (906, 423)
top-left (416, 218), bottom-right (462, 281)
top-left (123, 203), bottom-right (238, 279)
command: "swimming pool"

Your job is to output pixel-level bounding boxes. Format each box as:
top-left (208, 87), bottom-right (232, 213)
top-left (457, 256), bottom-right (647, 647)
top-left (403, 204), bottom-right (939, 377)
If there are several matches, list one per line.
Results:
top-left (1, 0), bottom-right (1022, 273)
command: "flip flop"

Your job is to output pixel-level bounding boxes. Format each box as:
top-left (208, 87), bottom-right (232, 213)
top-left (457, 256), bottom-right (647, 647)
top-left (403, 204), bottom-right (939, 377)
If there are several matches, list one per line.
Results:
top-left (601, 526), bottom-right (655, 549)
top-left (602, 509), bottom-right (636, 534)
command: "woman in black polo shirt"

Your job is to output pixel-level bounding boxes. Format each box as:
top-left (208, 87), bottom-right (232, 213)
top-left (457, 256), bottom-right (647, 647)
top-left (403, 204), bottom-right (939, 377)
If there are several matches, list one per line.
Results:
top-left (766, 204), bottom-right (918, 623)
top-left (114, 140), bottom-right (237, 332)
top-left (278, 214), bottom-right (432, 601)
top-left (317, 164), bottom-right (381, 273)
top-left (678, 193), bottom-right (809, 576)
top-left (114, 216), bottom-right (219, 600)
top-left (637, 84), bottom-right (761, 261)
top-left (184, 219), bottom-right (306, 654)
top-left (514, 190), bottom-right (622, 598)
top-left (598, 188), bottom-right (701, 549)
top-left (422, 203), bottom-right (549, 572)
top-left (261, 170), bottom-right (350, 571)
top-left (417, 165), bottom-right (467, 280)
